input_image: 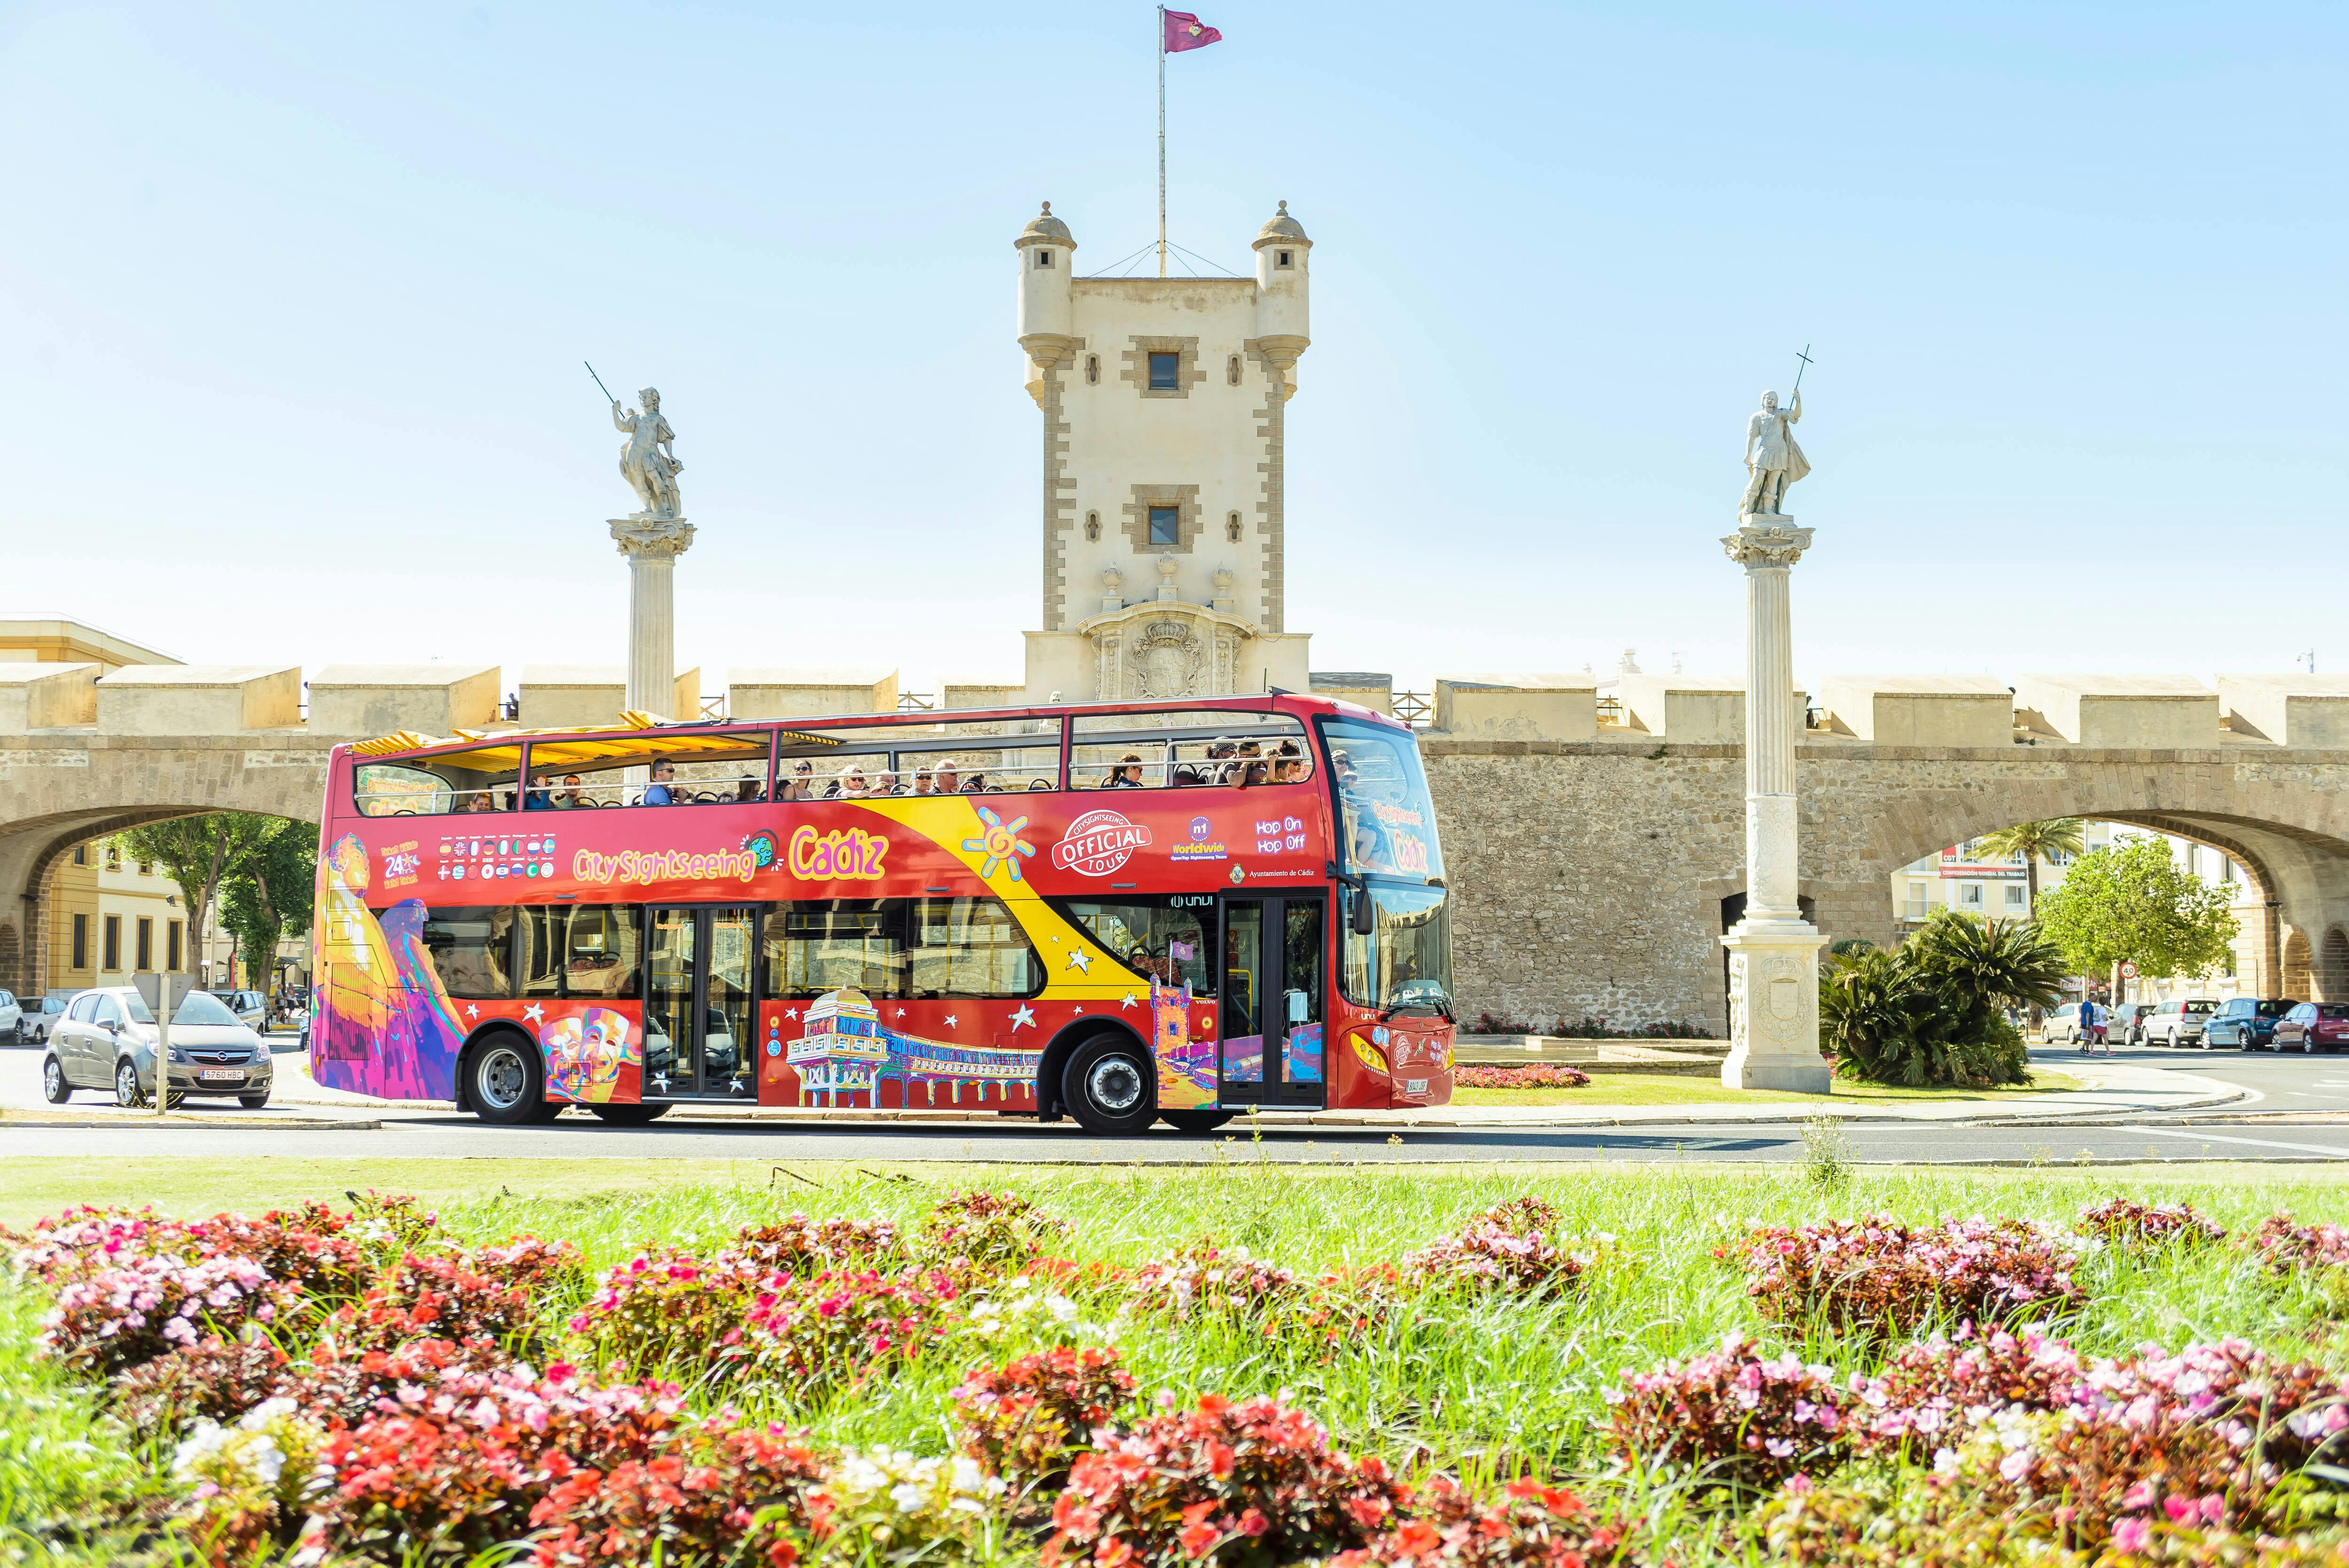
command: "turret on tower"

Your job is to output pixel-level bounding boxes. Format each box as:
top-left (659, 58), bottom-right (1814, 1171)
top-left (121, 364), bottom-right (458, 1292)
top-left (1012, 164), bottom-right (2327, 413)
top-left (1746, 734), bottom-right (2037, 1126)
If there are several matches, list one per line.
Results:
top-left (1014, 199), bottom-right (1315, 704)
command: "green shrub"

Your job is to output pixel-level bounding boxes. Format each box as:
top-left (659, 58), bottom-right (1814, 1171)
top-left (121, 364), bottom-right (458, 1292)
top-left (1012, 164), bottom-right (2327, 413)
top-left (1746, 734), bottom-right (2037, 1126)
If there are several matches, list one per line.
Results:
top-left (1822, 913), bottom-right (2062, 1088)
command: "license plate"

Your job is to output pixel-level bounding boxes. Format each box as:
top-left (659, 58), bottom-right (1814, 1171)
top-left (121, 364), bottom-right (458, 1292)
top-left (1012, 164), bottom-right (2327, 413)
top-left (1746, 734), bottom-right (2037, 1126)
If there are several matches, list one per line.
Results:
top-left (1404, 1078), bottom-right (1428, 1094)
top-left (199, 1069), bottom-right (244, 1081)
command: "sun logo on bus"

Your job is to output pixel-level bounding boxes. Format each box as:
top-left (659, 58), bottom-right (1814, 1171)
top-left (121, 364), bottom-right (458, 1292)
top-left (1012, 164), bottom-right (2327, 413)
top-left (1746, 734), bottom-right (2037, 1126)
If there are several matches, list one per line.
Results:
top-left (742, 830), bottom-right (779, 870)
top-left (963, 806), bottom-right (1036, 882)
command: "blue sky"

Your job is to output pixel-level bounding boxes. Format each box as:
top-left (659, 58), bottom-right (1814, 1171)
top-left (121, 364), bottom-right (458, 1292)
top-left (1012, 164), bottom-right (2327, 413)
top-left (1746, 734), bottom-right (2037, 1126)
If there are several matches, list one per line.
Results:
top-left (3, 1), bottom-right (2343, 698)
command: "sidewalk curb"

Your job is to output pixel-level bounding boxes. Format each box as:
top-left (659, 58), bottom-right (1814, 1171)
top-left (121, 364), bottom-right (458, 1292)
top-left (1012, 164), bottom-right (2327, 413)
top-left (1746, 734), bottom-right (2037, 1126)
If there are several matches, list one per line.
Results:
top-left (1, 1116), bottom-right (383, 1131)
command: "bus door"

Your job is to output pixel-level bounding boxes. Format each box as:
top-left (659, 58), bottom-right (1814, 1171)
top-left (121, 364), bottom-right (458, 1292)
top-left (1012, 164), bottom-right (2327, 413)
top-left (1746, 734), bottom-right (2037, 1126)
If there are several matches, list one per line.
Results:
top-left (641, 904), bottom-right (758, 1098)
top-left (1215, 893), bottom-right (1326, 1107)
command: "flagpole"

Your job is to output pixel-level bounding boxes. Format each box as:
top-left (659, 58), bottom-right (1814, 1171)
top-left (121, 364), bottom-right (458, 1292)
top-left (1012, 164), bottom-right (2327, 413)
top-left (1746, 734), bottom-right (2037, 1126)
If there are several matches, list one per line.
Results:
top-left (1157, 3), bottom-right (1167, 278)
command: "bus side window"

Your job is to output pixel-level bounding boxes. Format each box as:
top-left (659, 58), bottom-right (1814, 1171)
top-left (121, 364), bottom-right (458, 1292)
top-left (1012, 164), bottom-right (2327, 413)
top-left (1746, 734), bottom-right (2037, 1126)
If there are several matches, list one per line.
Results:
top-left (516, 904), bottom-right (639, 999)
top-left (906, 896), bottom-right (1042, 998)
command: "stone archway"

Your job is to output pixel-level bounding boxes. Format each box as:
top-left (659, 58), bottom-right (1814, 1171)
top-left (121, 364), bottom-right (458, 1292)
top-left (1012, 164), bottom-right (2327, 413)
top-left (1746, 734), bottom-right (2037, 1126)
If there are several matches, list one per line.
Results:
top-left (2283, 929), bottom-right (2313, 1000)
top-left (0, 734), bottom-right (331, 998)
top-left (2321, 928), bottom-right (2349, 1003)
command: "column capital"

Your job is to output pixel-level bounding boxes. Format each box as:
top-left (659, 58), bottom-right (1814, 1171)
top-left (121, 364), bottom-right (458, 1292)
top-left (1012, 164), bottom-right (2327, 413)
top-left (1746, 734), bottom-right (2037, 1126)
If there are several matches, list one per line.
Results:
top-left (609, 518), bottom-right (695, 561)
top-left (1722, 519), bottom-right (1814, 569)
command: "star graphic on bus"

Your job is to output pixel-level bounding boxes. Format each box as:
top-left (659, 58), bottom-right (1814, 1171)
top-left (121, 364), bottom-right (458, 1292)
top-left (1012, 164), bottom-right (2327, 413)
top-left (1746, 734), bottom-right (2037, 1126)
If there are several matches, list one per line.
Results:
top-left (1009, 1004), bottom-right (1036, 1031)
top-left (1122, 994), bottom-right (1139, 1009)
top-left (1065, 947), bottom-right (1092, 974)
top-left (962, 806), bottom-right (1037, 882)
top-left (522, 1003), bottom-right (544, 1024)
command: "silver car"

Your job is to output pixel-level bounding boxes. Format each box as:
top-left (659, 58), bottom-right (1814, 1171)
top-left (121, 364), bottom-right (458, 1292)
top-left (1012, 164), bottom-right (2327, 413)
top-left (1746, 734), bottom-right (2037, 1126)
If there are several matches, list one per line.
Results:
top-left (17, 995), bottom-right (67, 1046)
top-left (42, 986), bottom-right (275, 1108)
top-left (0, 988), bottom-right (20, 1043)
top-left (2142, 997), bottom-right (2219, 1048)
top-left (208, 989), bottom-right (270, 1032)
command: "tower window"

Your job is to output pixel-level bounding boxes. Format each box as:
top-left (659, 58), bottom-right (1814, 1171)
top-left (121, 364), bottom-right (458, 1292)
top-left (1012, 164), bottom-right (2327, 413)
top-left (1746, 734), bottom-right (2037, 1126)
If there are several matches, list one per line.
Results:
top-left (1085, 354), bottom-right (1099, 384)
top-left (1276, 250), bottom-right (1292, 268)
top-left (1147, 352), bottom-right (1180, 391)
top-left (1036, 249), bottom-right (1054, 268)
top-left (1148, 506), bottom-right (1181, 546)
top-left (1085, 511), bottom-right (1100, 542)
top-left (1227, 512), bottom-right (1242, 542)
top-left (1227, 355), bottom-right (1241, 385)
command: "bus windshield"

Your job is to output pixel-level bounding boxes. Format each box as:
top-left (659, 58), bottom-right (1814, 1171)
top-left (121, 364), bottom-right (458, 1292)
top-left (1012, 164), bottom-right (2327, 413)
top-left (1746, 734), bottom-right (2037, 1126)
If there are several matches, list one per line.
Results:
top-left (1341, 883), bottom-right (1452, 1017)
top-left (1321, 717), bottom-right (1443, 881)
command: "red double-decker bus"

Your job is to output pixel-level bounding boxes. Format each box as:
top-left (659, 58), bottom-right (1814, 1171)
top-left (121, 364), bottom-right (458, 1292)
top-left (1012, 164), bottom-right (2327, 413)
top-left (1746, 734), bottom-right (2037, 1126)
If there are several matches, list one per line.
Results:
top-left (309, 693), bottom-right (1452, 1134)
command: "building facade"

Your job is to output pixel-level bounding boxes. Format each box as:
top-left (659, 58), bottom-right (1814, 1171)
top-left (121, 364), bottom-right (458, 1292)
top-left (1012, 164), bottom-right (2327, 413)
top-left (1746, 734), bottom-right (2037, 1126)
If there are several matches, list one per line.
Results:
top-left (1014, 201), bottom-right (1316, 701)
top-left (44, 838), bottom-right (191, 999)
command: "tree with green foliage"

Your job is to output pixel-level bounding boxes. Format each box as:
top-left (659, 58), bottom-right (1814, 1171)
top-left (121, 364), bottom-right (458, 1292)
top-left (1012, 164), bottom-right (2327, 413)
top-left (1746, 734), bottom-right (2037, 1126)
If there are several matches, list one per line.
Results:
top-left (115, 815), bottom-right (269, 972)
top-left (1969, 819), bottom-right (2085, 1025)
top-left (115, 814), bottom-right (314, 983)
top-left (1972, 818), bottom-right (2086, 907)
top-left (212, 821), bottom-right (317, 981)
top-left (215, 819), bottom-right (319, 988)
top-left (2034, 838), bottom-right (2239, 996)
top-left (1820, 911), bottom-right (2067, 1087)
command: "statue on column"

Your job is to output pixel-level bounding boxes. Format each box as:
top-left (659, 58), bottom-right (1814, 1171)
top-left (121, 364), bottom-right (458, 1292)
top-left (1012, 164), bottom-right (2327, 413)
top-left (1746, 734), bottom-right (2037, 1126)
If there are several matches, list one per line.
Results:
top-left (613, 387), bottom-right (684, 520)
top-left (1740, 388), bottom-right (1807, 518)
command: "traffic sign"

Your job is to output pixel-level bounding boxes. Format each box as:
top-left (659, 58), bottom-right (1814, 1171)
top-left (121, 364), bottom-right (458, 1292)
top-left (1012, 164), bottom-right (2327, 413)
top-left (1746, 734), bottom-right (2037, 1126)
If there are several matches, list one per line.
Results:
top-left (2120, 962), bottom-right (2139, 979)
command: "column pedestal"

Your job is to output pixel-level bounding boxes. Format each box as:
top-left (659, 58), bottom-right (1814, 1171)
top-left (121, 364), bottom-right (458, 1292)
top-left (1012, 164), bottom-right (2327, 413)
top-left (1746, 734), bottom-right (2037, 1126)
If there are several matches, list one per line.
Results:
top-left (1720, 513), bottom-right (1830, 1094)
top-left (610, 517), bottom-right (694, 720)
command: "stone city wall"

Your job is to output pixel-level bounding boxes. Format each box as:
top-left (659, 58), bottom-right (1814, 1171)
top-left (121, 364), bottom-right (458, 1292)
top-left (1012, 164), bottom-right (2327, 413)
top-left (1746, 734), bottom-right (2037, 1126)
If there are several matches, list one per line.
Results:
top-left (1425, 737), bottom-right (2349, 1035)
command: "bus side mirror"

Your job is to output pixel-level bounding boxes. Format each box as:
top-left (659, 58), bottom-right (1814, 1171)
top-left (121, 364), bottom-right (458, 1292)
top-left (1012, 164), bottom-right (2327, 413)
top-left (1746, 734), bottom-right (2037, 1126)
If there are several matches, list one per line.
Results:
top-left (1350, 888), bottom-right (1375, 937)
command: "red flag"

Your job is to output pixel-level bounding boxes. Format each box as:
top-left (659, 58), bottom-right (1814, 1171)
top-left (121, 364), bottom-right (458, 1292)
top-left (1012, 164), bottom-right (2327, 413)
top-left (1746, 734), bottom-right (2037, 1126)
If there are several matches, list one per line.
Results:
top-left (1163, 9), bottom-right (1221, 52)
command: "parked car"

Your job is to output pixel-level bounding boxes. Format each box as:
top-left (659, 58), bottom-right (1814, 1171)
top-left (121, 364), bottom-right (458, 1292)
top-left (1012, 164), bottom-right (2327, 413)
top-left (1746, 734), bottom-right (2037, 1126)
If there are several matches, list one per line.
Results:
top-left (208, 989), bottom-right (269, 1031)
top-left (42, 986), bottom-right (274, 1108)
top-left (2039, 1002), bottom-right (2086, 1044)
top-left (2273, 1001), bottom-right (2349, 1054)
top-left (16, 995), bottom-right (67, 1046)
top-left (2142, 997), bottom-right (2220, 1048)
top-left (2106, 1002), bottom-right (2155, 1047)
top-left (0, 989), bottom-right (20, 1042)
top-left (2205, 997), bottom-right (2298, 1051)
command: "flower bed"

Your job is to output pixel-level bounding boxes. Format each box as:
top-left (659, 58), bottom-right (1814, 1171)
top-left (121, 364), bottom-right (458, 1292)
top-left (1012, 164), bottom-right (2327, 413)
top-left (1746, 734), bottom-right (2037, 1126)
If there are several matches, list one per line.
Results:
top-left (1453, 1063), bottom-right (1593, 1090)
top-left (7, 1183), bottom-right (2349, 1566)
top-left (1718, 1212), bottom-right (2083, 1340)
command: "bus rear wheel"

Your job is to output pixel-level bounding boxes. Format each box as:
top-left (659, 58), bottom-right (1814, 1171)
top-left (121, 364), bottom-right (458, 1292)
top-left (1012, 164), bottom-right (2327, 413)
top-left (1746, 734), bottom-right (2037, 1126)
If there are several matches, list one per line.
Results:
top-left (1062, 1035), bottom-right (1155, 1136)
top-left (468, 1033), bottom-right (548, 1126)
top-left (589, 1103), bottom-right (672, 1126)
top-left (1159, 1108), bottom-right (1234, 1134)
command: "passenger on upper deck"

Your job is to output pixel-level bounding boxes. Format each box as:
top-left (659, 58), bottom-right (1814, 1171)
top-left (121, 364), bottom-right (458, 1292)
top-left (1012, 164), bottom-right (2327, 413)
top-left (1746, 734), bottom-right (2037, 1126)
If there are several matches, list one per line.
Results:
top-left (735, 777), bottom-right (763, 803)
top-left (524, 775), bottom-right (555, 810)
top-left (642, 759), bottom-right (679, 805)
top-left (558, 775), bottom-right (587, 808)
top-left (871, 770), bottom-right (901, 797)
top-left (780, 761), bottom-right (815, 801)
top-left (933, 760), bottom-right (960, 794)
top-left (1104, 754), bottom-right (1147, 789)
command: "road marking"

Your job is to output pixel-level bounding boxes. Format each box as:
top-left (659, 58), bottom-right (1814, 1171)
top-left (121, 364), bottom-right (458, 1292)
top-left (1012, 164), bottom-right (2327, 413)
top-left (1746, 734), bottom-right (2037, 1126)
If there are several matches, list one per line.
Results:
top-left (2125, 1125), bottom-right (2349, 1158)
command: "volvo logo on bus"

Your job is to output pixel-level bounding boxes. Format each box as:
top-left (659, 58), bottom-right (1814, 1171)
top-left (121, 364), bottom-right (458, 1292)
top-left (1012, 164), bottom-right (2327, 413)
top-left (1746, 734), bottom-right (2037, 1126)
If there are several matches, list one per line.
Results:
top-left (1051, 808), bottom-right (1153, 877)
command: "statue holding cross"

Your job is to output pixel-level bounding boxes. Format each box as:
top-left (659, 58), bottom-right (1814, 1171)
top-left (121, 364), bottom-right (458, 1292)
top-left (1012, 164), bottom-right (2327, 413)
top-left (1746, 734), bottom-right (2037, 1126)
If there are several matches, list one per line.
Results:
top-left (1740, 348), bottom-right (1812, 520)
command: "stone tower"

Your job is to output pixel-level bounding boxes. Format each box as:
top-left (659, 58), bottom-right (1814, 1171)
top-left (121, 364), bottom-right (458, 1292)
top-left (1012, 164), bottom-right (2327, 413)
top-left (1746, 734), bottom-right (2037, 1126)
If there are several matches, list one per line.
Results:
top-left (1015, 200), bottom-right (1315, 702)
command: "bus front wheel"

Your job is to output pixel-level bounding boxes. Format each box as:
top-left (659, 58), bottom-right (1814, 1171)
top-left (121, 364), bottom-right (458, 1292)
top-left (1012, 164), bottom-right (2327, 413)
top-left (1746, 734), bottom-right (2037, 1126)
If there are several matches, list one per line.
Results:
top-left (1062, 1035), bottom-right (1155, 1136)
top-left (468, 1033), bottom-right (550, 1126)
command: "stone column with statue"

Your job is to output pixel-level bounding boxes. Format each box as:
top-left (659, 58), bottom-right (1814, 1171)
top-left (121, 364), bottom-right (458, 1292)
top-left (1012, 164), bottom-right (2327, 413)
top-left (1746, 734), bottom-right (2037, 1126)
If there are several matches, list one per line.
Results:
top-left (591, 368), bottom-right (694, 719)
top-left (1719, 374), bottom-right (1830, 1094)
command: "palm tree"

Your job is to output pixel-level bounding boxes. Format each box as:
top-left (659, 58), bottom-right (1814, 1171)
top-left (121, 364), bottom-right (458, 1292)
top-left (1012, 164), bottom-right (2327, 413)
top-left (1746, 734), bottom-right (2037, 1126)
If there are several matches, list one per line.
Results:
top-left (1968, 819), bottom-right (2085, 1025)
top-left (1973, 818), bottom-right (2086, 908)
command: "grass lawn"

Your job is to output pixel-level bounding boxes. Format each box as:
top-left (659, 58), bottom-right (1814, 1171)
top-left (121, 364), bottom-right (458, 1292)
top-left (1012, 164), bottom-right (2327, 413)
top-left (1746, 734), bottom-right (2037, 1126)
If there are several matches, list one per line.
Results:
top-left (4, 1158), bottom-right (2347, 1564)
top-left (1452, 1067), bottom-right (2088, 1107)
